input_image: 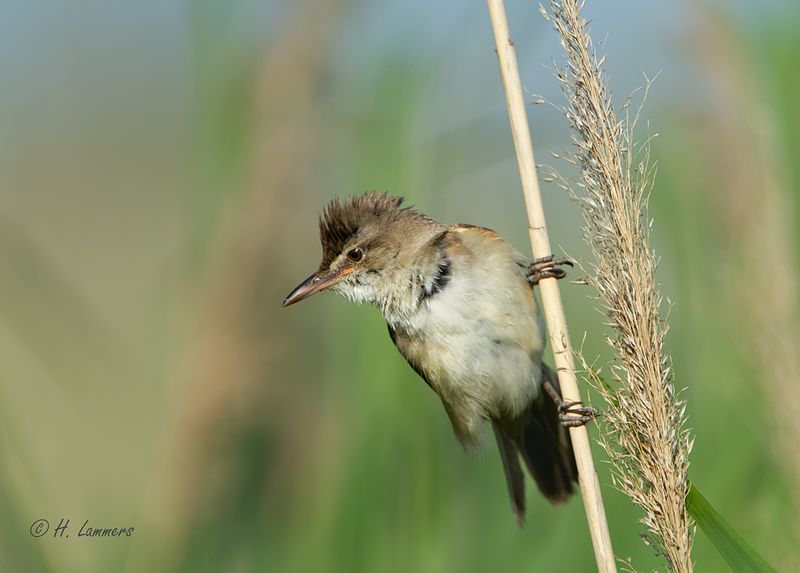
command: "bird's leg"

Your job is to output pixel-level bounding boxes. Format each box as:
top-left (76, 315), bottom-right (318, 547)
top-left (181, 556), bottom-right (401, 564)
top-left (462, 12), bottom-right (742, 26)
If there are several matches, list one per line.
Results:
top-left (543, 380), bottom-right (600, 428)
top-left (527, 255), bottom-right (574, 286)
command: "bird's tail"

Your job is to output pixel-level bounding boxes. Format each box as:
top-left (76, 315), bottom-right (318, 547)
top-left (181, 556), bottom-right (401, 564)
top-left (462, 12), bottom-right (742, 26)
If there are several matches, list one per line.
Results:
top-left (493, 365), bottom-right (578, 520)
top-left (518, 364), bottom-right (578, 504)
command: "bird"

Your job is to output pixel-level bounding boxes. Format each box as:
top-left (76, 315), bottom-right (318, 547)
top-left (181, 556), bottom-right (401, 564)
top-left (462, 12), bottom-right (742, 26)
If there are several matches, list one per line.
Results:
top-left (282, 192), bottom-right (596, 522)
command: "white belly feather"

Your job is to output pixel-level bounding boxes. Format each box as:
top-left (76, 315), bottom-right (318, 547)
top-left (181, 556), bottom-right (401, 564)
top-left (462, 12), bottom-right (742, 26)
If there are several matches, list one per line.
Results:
top-left (390, 263), bottom-right (545, 441)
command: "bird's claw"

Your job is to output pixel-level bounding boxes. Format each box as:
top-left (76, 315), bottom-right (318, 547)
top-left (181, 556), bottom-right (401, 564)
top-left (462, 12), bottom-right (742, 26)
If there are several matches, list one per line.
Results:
top-left (527, 255), bottom-right (574, 285)
top-left (558, 400), bottom-right (600, 428)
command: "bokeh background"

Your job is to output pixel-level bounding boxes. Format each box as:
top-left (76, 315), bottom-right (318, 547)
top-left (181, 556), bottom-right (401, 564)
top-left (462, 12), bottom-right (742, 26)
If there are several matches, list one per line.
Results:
top-left (1, 1), bottom-right (799, 571)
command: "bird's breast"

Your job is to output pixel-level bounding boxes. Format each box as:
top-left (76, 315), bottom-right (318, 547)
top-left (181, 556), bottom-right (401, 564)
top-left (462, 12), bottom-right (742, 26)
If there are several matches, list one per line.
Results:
top-left (389, 268), bottom-right (543, 419)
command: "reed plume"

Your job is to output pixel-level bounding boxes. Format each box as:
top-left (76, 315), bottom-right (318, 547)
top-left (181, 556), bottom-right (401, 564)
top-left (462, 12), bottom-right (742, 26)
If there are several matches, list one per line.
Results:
top-left (542, 1), bottom-right (694, 570)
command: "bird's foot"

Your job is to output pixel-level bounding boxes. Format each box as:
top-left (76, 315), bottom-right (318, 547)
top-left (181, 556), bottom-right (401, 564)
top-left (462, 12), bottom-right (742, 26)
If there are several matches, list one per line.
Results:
top-left (527, 255), bottom-right (574, 285)
top-left (543, 379), bottom-right (600, 428)
top-left (558, 400), bottom-right (600, 428)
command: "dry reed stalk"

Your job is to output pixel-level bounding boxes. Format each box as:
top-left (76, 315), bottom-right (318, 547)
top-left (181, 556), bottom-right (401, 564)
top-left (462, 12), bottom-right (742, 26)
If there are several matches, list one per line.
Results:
top-left (540, 1), bottom-right (694, 571)
top-left (486, 1), bottom-right (617, 571)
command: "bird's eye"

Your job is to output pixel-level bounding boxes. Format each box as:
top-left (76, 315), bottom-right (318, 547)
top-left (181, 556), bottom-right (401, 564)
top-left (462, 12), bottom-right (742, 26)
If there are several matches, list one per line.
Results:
top-left (347, 247), bottom-right (364, 262)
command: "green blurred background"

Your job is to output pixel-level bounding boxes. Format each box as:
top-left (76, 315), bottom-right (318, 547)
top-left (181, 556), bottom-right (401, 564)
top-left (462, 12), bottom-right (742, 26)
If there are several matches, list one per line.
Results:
top-left (1, 1), bottom-right (798, 571)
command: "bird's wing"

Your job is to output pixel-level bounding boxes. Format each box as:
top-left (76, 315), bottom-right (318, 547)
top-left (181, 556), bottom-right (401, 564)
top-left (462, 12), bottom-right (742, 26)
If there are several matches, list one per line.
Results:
top-left (387, 324), bottom-right (434, 390)
top-left (451, 224), bottom-right (532, 278)
top-left (450, 223), bottom-right (504, 246)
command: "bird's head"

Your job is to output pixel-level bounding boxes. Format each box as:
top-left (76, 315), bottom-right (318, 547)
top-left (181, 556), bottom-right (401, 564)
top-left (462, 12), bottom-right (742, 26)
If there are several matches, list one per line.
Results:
top-left (282, 192), bottom-right (439, 308)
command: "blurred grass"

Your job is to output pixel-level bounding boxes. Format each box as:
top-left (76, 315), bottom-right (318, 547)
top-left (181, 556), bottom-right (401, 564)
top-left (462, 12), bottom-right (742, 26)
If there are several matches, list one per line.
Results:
top-left (0, 1), bottom-right (798, 572)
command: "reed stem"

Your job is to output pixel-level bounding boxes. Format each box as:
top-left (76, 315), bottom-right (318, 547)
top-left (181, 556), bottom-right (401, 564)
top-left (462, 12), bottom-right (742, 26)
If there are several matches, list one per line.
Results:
top-left (486, 1), bottom-right (617, 571)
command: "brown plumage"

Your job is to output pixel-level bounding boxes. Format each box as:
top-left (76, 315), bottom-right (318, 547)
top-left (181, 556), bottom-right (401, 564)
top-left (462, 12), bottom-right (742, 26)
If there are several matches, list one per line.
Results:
top-left (284, 192), bottom-right (578, 520)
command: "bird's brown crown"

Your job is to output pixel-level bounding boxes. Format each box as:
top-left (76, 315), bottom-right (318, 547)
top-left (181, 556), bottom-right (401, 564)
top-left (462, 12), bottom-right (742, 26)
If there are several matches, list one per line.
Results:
top-left (318, 192), bottom-right (432, 268)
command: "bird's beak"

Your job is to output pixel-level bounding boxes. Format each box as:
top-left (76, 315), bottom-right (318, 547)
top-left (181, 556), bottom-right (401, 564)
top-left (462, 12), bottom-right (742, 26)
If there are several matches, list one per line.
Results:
top-left (282, 268), bottom-right (352, 307)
